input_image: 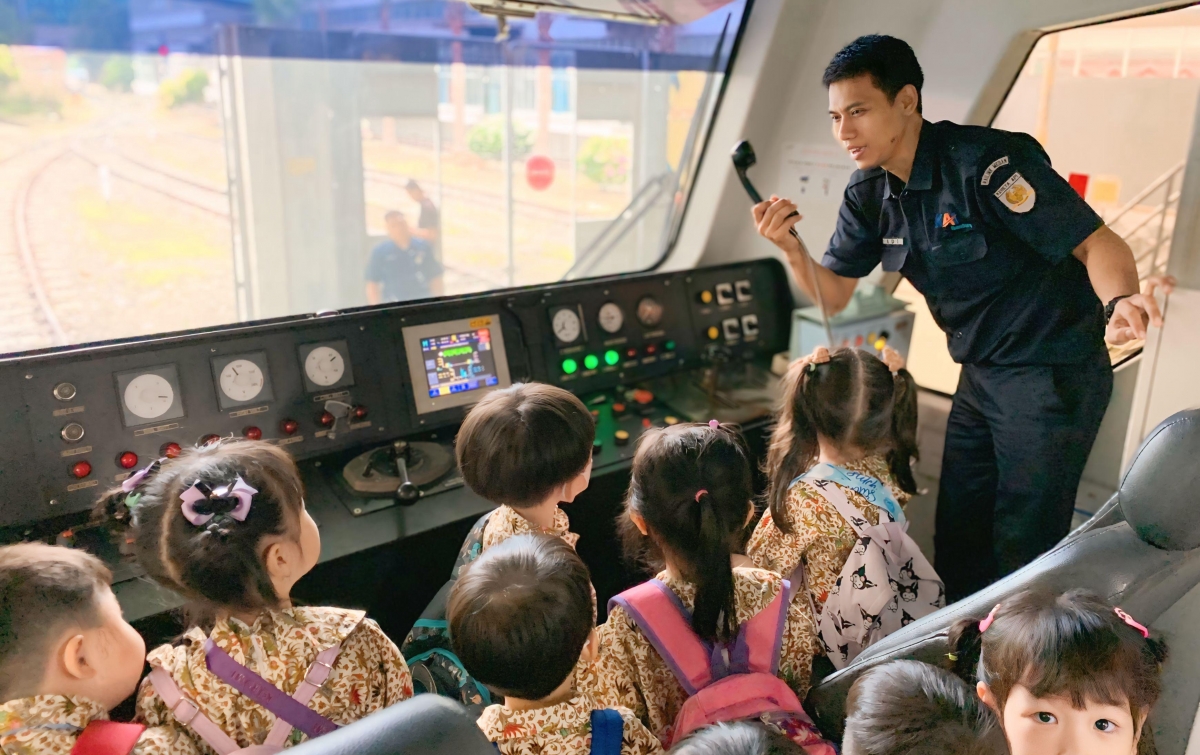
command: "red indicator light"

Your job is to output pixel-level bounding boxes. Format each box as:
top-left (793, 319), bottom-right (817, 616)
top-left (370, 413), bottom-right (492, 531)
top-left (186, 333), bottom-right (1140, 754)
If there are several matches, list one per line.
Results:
top-left (161, 442), bottom-right (182, 458)
top-left (200, 434), bottom-right (221, 446)
top-left (855, 335), bottom-right (864, 346)
top-left (353, 405), bottom-right (368, 420)
top-left (318, 411), bottom-right (335, 427)
top-left (280, 419), bottom-right (299, 435)
top-left (642, 418), bottom-right (653, 429)
top-left (633, 389), bottom-right (654, 405)
top-left (71, 461), bottom-right (92, 479)
top-left (627, 348), bottom-right (637, 358)
top-left (243, 426), bottom-right (262, 440)
top-left (646, 344), bottom-right (657, 354)
top-left (118, 452), bottom-right (138, 469)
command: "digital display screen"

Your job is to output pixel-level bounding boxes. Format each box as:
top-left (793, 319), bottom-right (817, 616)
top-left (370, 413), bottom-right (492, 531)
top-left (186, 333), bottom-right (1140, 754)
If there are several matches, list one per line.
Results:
top-left (421, 329), bottom-right (500, 398)
top-left (402, 314), bottom-right (512, 415)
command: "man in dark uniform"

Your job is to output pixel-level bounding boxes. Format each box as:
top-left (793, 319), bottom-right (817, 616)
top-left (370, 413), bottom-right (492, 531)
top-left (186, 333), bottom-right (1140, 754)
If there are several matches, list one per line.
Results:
top-left (753, 35), bottom-right (1169, 601)
top-left (365, 210), bottom-right (444, 304)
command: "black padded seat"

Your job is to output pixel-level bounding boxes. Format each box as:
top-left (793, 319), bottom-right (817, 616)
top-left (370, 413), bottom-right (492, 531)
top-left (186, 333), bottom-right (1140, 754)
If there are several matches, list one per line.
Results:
top-left (287, 694), bottom-right (495, 755)
top-left (805, 409), bottom-right (1200, 740)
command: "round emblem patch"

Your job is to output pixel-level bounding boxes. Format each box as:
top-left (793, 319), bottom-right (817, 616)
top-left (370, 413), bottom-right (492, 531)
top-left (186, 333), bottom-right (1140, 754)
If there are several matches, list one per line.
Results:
top-left (994, 171), bottom-right (1036, 213)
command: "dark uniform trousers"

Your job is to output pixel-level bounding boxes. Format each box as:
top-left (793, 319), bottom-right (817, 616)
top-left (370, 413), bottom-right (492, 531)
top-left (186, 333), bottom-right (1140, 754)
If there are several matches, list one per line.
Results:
top-left (934, 350), bottom-right (1113, 601)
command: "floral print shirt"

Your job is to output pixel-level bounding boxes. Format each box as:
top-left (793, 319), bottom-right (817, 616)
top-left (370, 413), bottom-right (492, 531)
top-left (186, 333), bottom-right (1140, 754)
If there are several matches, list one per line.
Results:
top-left (0, 695), bottom-right (199, 755)
top-left (481, 504), bottom-right (580, 553)
top-left (592, 567), bottom-right (819, 742)
top-left (477, 693), bottom-right (663, 755)
top-left (747, 456), bottom-right (910, 614)
top-left (137, 606), bottom-right (412, 753)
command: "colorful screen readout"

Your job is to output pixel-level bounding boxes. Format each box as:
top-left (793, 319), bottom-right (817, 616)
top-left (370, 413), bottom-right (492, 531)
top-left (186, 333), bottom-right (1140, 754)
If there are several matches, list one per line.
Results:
top-left (420, 328), bottom-right (500, 398)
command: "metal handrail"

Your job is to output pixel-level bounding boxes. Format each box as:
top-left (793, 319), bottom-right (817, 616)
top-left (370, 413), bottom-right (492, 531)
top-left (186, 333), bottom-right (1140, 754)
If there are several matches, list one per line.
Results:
top-left (1106, 161), bottom-right (1184, 227)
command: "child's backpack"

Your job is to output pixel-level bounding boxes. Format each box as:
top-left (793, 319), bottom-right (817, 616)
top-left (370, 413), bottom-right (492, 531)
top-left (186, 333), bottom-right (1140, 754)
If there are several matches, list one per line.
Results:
top-left (589, 708), bottom-right (624, 755)
top-left (400, 509), bottom-right (494, 715)
top-left (70, 721), bottom-right (147, 755)
top-left (802, 473), bottom-right (945, 669)
top-left (608, 579), bottom-right (835, 753)
top-left (146, 638), bottom-right (343, 754)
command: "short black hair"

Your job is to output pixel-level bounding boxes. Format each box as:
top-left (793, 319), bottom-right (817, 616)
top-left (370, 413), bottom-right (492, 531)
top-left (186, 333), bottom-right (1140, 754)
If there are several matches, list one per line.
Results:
top-left (448, 534), bottom-right (594, 700)
top-left (670, 721), bottom-right (802, 755)
top-left (823, 35), bottom-right (924, 114)
top-left (456, 383), bottom-right (595, 507)
top-left (844, 660), bottom-right (1008, 755)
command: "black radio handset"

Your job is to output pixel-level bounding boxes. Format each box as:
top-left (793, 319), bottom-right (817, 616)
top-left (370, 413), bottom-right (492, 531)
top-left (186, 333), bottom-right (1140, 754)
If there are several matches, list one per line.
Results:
top-left (730, 140), bottom-right (834, 345)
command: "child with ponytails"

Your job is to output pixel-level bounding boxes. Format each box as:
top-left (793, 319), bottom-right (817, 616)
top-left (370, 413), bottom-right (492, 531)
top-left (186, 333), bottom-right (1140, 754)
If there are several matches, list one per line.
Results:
top-left (95, 439), bottom-right (412, 753)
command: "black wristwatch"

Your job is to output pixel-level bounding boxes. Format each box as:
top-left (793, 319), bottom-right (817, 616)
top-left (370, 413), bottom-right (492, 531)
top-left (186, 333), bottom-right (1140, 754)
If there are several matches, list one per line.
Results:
top-left (1104, 294), bottom-right (1132, 324)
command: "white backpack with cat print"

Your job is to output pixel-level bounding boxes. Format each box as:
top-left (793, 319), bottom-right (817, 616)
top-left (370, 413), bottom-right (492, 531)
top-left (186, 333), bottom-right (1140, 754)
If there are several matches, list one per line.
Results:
top-left (803, 477), bottom-right (944, 669)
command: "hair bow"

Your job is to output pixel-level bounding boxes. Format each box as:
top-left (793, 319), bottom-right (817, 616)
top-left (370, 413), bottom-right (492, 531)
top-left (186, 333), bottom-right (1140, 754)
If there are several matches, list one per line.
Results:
top-left (805, 346), bottom-right (831, 373)
top-left (880, 346), bottom-right (905, 374)
top-left (179, 476), bottom-right (257, 526)
top-left (121, 458), bottom-right (165, 493)
top-left (978, 604), bottom-right (1001, 633)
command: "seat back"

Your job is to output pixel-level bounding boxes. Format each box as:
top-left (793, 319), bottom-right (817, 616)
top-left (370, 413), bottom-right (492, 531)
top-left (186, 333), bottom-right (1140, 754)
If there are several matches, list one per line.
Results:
top-left (805, 409), bottom-right (1200, 740)
top-left (285, 695), bottom-right (495, 755)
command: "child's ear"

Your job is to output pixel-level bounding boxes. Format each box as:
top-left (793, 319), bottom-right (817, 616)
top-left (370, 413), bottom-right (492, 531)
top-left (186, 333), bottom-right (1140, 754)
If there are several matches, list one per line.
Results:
top-left (262, 540), bottom-right (297, 581)
top-left (630, 511), bottom-right (648, 536)
top-left (59, 634), bottom-right (95, 681)
top-left (579, 628), bottom-right (599, 665)
top-left (977, 681), bottom-right (999, 713)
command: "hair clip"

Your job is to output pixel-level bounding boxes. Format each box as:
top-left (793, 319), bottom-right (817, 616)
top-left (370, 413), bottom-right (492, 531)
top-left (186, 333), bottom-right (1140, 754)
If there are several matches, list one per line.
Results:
top-left (881, 346), bottom-right (905, 375)
top-left (978, 604), bottom-right (1001, 633)
top-left (806, 346), bottom-right (831, 373)
top-left (121, 458), bottom-right (165, 493)
top-left (694, 489), bottom-right (709, 502)
top-left (708, 419), bottom-right (720, 429)
top-left (1115, 607), bottom-right (1150, 639)
top-left (946, 653), bottom-right (958, 662)
top-left (179, 475), bottom-right (257, 526)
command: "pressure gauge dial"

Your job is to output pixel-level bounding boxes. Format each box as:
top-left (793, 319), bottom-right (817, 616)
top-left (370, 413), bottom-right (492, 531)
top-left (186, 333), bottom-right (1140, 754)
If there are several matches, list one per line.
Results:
top-left (552, 307), bottom-right (583, 344)
top-left (636, 296), bottom-right (664, 328)
top-left (305, 346), bottom-right (345, 387)
top-left (123, 374), bottom-right (175, 420)
top-left (219, 359), bottom-right (265, 402)
top-left (597, 302), bottom-right (624, 334)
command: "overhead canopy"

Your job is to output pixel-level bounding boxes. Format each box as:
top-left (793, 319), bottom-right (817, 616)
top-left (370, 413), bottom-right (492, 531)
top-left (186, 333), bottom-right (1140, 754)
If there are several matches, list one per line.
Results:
top-left (468, 0), bottom-right (737, 26)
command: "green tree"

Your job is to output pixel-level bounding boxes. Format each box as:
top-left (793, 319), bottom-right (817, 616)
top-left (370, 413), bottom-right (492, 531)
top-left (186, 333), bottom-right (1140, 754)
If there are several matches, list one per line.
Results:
top-left (100, 56), bottom-right (135, 91)
top-left (0, 45), bottom-right (17, 92)
top-left (160, 68), bottom-right (209, 108)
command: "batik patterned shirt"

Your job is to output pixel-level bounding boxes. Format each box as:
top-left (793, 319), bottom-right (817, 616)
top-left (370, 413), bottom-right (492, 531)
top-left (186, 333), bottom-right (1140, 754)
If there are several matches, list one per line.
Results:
top-left (480, 504), bottom-right (580, 553)
top-left (477, 693), bottom-right (663, 755)
top-left (0, 695), bottom-right (199, 755)
top-left (747, 456), bottom-right (910, 613)
top-left (137, 606), bottom-right (412, 753)
top-left (592, 567), bottom-right (820, 743)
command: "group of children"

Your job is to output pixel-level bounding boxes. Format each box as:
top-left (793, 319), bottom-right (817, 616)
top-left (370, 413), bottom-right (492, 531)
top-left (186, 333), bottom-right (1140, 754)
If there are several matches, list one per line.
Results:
top-left (0, 346), bottom-right (1169, 755)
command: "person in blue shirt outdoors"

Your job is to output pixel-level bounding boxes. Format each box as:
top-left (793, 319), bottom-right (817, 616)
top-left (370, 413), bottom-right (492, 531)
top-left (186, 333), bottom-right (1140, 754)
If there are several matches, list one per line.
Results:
top-left (365, 210), bottom-right (444, 304)
top-left (752, 35), bottom-right (1174, 602)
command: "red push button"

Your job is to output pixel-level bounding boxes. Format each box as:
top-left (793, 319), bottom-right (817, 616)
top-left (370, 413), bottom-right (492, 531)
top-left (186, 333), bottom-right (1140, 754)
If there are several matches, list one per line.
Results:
top-left (118, 452), bottom-right (138, 470)
top-left (200, 434), bottom-right (221, 446)
top-left (243, 426), bottom-right (262, 440)
top-left (353, 405), bottom-right (368, 420)
top-left (318, 411), bottom-right (335, 427)
top-left (280, 419), bottom-right (299, 436)
top-left (71, 461), bottom-right (92, 479)
top-left (633, 389), bottom-right (654, 405)
top-left (626, 348), bottom-right (638, 358)
top-left (161, 442), bottom-right (182, 458)
top-left (642, 417), bottom-right (653, 429)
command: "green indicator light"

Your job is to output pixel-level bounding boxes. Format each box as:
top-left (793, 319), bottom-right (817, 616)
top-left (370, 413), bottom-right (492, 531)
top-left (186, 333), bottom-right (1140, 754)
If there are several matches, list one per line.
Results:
top-left (584, 354), bottom-right (600, 370)
top-left (562, 358), bottom-right (578, 375)
top-left (665, 340), bottom-right (676, 351)
top-left (604, 350), bottom-right (620, 366)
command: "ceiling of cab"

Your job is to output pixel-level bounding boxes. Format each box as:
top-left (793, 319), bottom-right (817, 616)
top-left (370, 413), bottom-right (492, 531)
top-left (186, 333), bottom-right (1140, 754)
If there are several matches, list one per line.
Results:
top-left (467, 0), bottom-right (737, 26)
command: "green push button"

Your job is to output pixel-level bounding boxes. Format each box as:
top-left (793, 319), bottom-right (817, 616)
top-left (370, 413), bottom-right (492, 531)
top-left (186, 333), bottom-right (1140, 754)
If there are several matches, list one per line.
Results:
top-left (604, 349), bottom-right (620, 366)
top-left (562, 358), bottom-right (578, 375)
top-left (584, 354), bottom-right (600, 370)
top-left (665, 340), bottom-right (676, 351)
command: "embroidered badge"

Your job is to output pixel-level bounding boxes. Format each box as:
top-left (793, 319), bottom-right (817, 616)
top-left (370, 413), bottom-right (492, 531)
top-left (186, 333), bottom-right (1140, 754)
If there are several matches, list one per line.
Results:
top-left (941, 212), bottom-right (957, 228)
top-left (981, 156), bottom-right (1009, 186)
top-left (882, 237), bottom-right (904, 246)
top-left (994, 172), bottom-right (1036, 213)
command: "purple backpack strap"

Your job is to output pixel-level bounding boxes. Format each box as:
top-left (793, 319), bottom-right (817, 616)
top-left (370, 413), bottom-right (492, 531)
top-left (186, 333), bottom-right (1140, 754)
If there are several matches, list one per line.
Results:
top-left (735, 578), bottom-right (793, 675)
top-left (261, 643), bottom-right (344, 746)
top-left (608, 579), bottom-right (713, 695)
top-left (204, 640), bottom-right (338, 740)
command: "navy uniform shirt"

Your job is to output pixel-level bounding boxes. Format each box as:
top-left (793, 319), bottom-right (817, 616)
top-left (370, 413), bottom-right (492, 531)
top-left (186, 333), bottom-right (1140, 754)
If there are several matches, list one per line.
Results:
top-left (365, 236), bottom-right (443, 303)
top-left (823, 119), bottom-right (1106, 365)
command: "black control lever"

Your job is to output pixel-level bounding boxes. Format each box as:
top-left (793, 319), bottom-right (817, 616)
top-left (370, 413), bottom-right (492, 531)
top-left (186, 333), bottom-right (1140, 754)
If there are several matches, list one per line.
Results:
top-left (392, 440), bottom-right (421, 504)
top-left (731, 140), bottom-right (834, 346)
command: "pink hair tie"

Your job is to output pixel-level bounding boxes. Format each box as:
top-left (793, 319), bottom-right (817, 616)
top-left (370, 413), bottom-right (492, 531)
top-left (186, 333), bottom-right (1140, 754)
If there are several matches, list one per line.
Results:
top-left (1115, 607), bottom-right (1150, 639)
top-left (695, 489), bottom-right (709, 502)
top-left (978, 604), bottom-right (1001, 633)
top-left (708, 419), bottom-right (720, 429)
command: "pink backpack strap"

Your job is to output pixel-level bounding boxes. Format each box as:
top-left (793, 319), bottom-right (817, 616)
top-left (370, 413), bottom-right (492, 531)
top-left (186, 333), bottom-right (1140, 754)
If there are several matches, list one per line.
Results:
top-left (737, 578), bottom-right (794, 675)
top-left (262, 643), bottom-right (344, 747)
top-left (148, 666), bottom-right (241, 755)
top-left (608, 579), bottom-right (713, 694)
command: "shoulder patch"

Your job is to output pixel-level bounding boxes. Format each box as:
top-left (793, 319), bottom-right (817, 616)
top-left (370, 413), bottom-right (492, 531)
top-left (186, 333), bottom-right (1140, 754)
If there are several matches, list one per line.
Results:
top-left (980, 156), bottom-right (1009, 186)
top-left (995, 172), bottom-right (1036, 213)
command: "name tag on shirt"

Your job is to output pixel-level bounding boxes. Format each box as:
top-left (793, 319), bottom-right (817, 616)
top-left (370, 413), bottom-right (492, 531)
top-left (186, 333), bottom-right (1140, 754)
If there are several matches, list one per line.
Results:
top-left (882, 238), bottom-right (905, 246)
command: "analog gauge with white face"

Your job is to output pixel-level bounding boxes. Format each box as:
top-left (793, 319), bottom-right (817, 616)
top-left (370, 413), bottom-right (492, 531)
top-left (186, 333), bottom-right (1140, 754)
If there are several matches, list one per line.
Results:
top-left (552, 308), bottom-right (582, 343)
top-left (305, 346), bottom-right (345, 387)
top-left (636, 296), bottom-right (664, 328)
top-left (597, 302), bottom-right (624, 334)
top-left (219, 359), bottom-right (265, 402)
top-left (123, 374), bottom-right (175, 419)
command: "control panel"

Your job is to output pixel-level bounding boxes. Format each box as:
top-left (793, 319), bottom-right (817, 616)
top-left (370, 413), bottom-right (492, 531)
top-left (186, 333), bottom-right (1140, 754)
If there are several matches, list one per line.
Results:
top-left (0, 259), bottom-right (793, 530)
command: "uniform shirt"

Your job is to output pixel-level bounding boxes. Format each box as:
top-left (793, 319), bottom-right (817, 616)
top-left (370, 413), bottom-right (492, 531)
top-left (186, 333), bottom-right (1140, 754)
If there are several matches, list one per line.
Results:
top-left (824, 119), bottom-right (1106, 365)
top-left (592, 567), bottom-right (819, 743)
top-left (747, 455), bottom-right (911, 613)
top-left (0, 695), bottom-right (199, 755)
top-left (481, 504), bottom-right (580, 553)
top-left (365, 237), bottom-right (443, 302)
top-left (477, 693), bottom-right (663, 755)
top-left (137, 607), bottom-right (412, 753)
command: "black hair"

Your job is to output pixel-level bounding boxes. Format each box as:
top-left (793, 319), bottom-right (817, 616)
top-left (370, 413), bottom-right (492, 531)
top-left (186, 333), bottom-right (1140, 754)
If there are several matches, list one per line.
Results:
top-left (95, 439), bottom-right (306, 624)
top-left (0, 544), bottom-right (112, 700)
top-left (765, 348), bottom-right (918, 534)
top-left (621, 422), bottom-right (754, 644)
top-left (844, 660), bottom-right (1009, 755)
top-left (456, 382), bottom-right (596, 507)
top-left (823, 35), bottom-right (924, 114)
top-left (447, 533), bottom-right (594, 701)
top-left (947, 589), bottom-right (1168, 747)
top-left (670, 721), bottom-right (802, 755)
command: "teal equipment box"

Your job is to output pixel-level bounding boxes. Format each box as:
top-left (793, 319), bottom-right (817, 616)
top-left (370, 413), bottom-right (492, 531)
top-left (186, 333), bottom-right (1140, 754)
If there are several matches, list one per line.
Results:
top-left (790, 288), bottom-right (915, 360)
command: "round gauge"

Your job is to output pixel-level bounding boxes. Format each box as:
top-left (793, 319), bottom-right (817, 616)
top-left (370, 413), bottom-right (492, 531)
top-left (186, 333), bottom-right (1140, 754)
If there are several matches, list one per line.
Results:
top-left (597, 302), bottom-right (624, 334)
top-left (219, 359), bottom-right (265, 402)
top-left (123, 374), bottom-right (175, 420)
top-left (552, 308), bottom-right (582, 343)
top-left (305, 346), bottom-right (345, 387)
top-left (636, 296), bottom-right (664, 328)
